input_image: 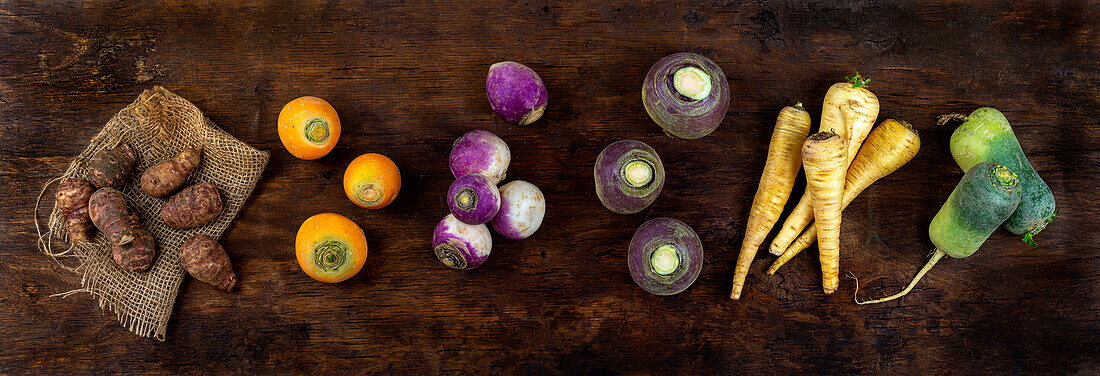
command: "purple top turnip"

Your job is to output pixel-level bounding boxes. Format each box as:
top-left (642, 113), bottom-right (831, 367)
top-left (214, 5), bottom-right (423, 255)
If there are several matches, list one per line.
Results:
top-left (433, 214), bottom-right (492, 270)
top-left (642, 52), bottom-right (730, 139)
top-left (491, 180), bottom-right (545, 240)
top-left (594, 140), bottom-right (665, 214)
top-left (486, 61), bottom-right (548, 126)
top-left (450, 130), bottom-right (511, 184)
top-left (448, 174), bottom-right (501, 225)
top-left (628, 217), bottom-right (703, 296)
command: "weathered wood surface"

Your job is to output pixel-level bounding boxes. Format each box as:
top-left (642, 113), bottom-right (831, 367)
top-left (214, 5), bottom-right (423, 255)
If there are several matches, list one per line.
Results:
top-left (1, 1), bottom-right (1098, 374)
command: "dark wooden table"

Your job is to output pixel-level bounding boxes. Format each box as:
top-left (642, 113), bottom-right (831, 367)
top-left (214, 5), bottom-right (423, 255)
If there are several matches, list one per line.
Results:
top-left (2, 1), bottom-right (1097, 374)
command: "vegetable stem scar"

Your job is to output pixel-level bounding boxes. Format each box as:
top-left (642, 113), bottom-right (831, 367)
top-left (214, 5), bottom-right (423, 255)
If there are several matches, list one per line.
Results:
top-left (435, 243), bottom-right (466, 269)
top-left (304, 118), bottom-right (330, 143)
top-left (989, 164), bottom-right (1019, 188)
top-left (623, 160), bottom-right (654, 188)
top-left (455, 187), bottom-right (478, 210)
top-left (359, 184), bottom-right (381, 204)
top-left (673, 67), bottom-right (712, 100)
top-left (313, 240), bottom-right (348, 271)
top-left (651, 244), bottom-right (679, 275)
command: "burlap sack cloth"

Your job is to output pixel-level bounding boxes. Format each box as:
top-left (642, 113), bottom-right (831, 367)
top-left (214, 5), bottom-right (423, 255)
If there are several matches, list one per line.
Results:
top-left (35, 86), bottom-right (268, 340)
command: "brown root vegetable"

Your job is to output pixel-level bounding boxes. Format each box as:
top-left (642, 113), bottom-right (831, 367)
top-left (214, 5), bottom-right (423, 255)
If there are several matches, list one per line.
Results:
top-left (65, 206), bottom-right (95, 243)
top-left (140, 147), bottom-right (203, 198)
top-left (56, 179), bottom-right (96, 243)
top-left (180, 234), bottom-right (236, 290)
top-left (160, 183), bottom-right (223, 229)
top-left (89, 188), bottom-right (137, 245)
top-left (87, 144), bottom-right (138, 188)
top-left (112, 226), bottom-right (156, 272)
top-left (56, 179), bottom-right (95, 214)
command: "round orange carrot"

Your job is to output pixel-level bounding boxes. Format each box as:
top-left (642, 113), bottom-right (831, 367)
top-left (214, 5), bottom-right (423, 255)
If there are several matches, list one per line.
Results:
top-left (278, 96), bottom-right (341, 160)
top-left (729, 104), bottom-right (811, 299)
top-left (768, 119), bottom-right (920, 274)
top-left (295, 213), bottom-right (367, 283)
top-left (801, 131), bottom-right (847, 294)
top-left (343, 153), bottom-right (401, 210)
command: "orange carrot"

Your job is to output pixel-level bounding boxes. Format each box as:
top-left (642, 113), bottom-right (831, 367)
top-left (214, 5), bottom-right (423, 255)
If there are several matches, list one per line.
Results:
top-left (343, 153), bottom-right (402, 209)
top-left (730, 104), bottom-right (812, 299)
top-left (278, 96), bottom-right (341, 160)
top-left (769, 73), bottom-right (879, 256)
top-left (296, 213), bottom-right (368, 283)
top-left (801, 131), bottom-right (847, 294)
top-left (768, 119), bottom-right (920, 274)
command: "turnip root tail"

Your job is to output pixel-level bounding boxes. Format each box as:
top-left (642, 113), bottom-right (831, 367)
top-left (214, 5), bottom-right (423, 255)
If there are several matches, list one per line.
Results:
top-left (855, 249), bottom-right (945, 305)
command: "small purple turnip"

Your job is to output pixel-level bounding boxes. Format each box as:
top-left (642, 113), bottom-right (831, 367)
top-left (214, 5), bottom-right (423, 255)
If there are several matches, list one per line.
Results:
top-left (628, 218), bottom-right (704, 296)
top-left (450, 130), bottom-right (510, 184)
top-left (433, 214), bottom-right (492, 270)
top-left (642, 52), bottom-right (730, 139)
top-left (594, 140), bottom-right (665, 214)
top-left (486, 61), bottom-right (548, 126)
top-left (448, 174), bottom-right (501, 225)
top-left (490, 180), bottom-right (545, 240)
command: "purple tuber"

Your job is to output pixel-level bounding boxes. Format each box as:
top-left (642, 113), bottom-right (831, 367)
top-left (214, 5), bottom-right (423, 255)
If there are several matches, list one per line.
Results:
top-left (628, 217), bottom-right (704, 296)
top-left (486, 61), bottom-right (548, 126)
top-left (448, 174), bottom-right (501, 225)
top-left (490, 180), bottom-right (545, 240)
top-left (594, 140), bottom-right (665, 214)
top-left (642, 52), bottom-right (730, 139)
top-left (433, 214), bottom-right (493, 270)
top-left (450, 130), bottom-right (511, 184)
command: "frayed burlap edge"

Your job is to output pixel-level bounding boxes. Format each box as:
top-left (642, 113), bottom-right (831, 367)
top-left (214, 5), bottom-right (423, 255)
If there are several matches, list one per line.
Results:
top-left (34, 86), bottom-right (269, 341)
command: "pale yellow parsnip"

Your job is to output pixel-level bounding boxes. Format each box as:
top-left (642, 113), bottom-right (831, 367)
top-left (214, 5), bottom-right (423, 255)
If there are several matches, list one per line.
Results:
top-left (768, 119), bottom-right (920, 274)
top-left (801, 131), bottom-right (847, 294)
top-left (768, 75), bottom-right (879, 256)
top-left (730, 104), bottom-right (812, 299)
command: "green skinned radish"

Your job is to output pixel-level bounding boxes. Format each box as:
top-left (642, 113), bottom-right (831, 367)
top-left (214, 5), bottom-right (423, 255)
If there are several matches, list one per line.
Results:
top-left (857, 162), bottom-right (1020, 304)
top-left (945, 107), bottom-right (1056, 245)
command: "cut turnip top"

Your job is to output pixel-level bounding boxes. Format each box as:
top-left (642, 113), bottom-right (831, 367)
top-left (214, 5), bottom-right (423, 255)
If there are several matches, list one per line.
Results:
top-left (642, 52), bottom-right (730, 139)
top-left (594, 140), bottom-right (665, 214)
top-left (448, 174), bottom-right (501, 225)
top-left (628, 217), bottom-right (704, 296)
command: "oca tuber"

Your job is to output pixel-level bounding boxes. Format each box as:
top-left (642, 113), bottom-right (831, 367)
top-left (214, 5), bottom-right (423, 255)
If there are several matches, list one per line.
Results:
top-left (65, 206), bottom-right (95, 243)
top-left (160, 183), bottom-right (223, 229)
top-left (111, 212), bottom-right (156, 272)
top-left (55, 179), bottom-right (95, 243)
top-left (87, 144), bottom-right (137, 188)
top-left (180, 234), bottom-right (236, 290)
top-left (89, 187), bottom-right (136, 246)
top-left (141, 147), bottom-right (203, 198)
top-left (56, 179), bottom-right (94, 213)
top-left (88, 188), bottom-right (157, 271)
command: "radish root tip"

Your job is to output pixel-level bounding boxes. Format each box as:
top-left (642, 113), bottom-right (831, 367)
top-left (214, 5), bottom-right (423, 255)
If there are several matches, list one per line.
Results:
top-left (936, 113), bottom-right (968, 126)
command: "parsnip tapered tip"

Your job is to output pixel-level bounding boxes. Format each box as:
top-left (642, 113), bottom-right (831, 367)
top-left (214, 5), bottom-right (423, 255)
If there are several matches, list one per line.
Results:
top-left (766, 265), bottom-right (779, 275)
top-left (730, 284), bottom-right (743, 300)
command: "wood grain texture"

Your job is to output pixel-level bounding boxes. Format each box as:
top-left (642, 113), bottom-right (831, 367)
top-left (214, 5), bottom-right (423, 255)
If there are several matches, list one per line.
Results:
top-left (1, 0), bottom-right (1098, 374)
